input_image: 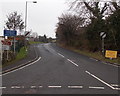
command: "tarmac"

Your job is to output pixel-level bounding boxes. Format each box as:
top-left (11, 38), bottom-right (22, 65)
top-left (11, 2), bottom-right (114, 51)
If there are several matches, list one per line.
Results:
top-left (2, 44), bottom-right (39, 73)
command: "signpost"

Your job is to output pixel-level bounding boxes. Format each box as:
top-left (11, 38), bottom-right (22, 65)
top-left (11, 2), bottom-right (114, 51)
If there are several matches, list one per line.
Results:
top-left (100, 32), bottom-right (106, 54)
top-left (4, 30), bottom-right (17, 54)
top-left (4, 30), bottom-right (17, 36)
top-left (1, 40), bottom-right (12, 46)
top-left (25, 31), bottom-right (30, 36)
top-left (0, 38), bottom-right (4, 63)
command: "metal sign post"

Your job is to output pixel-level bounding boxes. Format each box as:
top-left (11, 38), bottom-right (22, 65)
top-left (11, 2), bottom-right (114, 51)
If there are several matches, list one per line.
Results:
top-left (4, 30), bottom-right (17, 55)
top-left (100, 32), bottom-right (106, 55)
top-left (14, 37), bottom-right (16, 54)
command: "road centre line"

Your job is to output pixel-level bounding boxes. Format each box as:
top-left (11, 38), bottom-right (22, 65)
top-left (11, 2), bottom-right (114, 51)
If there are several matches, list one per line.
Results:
top-left (48, 86), bottom-right (62, 88)
top-left (85, 71), bottom-right (115, 90)
top-left (58, 53), bottom-right (65, 58)
top-left (89, 86), bottom-right (104, 89)
top-left (11, 86), bottom-right (21, 89)
top-left (68, 86), bottom-right (83, 88)
top-left (31, 86), bottom-right (37, 88)
top-left (39, 86), bottom-right (43, 88)
top-left (1, 57), bottom-right (41, 76)
top-left (67, 59), bottom-right (79, 67)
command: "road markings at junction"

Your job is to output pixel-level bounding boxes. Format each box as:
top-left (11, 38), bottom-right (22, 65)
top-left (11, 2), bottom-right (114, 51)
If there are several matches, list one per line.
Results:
top-left (67, 59), bottom-right (79, 67)
top-left (114, 88), bottom-right (120, 90)
top-left (89, 86), bottom-right (104, 89)
top-left (111, 84), bottom-right (119, 87)
top-left (0, 87), bottom-right (6, 89)
top-left (1, 57), bottom-right (41, 76)
top-left (58, 53), bottom-right (65, 58)
top-left (68, 86), bottom-right (83, 89)
top-left (31, 86), bottom-right (37, 88)
top-left (39, 86), bottom-right (43, 88)
top-left (111, 84), bottom-right (120, 90)
top-left (48, 86), bottom-right (62, 88)
top-left (85, 71), bottom-right (115, 90)
top-left (11, 86), bottom-right (21, 89)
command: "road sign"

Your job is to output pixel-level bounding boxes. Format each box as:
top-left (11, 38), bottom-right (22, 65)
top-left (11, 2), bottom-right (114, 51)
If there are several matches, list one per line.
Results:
top-left (2, 45), bottom-right (10, 50)
top-left (4, 30), bottom-right (17, 36)
top-left (1, 40), bottom-right (12, 45)
top-left (105, 50), bottom-right (117, 59)
top-left (100, 32), bottom-right (106, 38)
top-left (100, 32), bottom-right (105, 36)
top-left (25, 31), bottom-right (30, 36)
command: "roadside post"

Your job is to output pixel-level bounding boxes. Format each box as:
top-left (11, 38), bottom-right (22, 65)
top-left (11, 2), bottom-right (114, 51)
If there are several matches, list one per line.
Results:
top-left (0, 38), bottom-right (4, 63)
top-left (4, 30), bottom-right (17, 54)
top-left (1, 40), bottom-right (12, 61)
top-left (100, 32), bottom-right (106, 55)
top-left (24, 31), bottom-right (30, 51)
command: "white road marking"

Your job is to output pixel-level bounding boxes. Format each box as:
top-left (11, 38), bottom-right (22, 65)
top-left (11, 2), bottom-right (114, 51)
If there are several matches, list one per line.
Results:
top-left (90, 58), bottom-right (98, 61)
top-left (89, 86), bottom-right (104, 89)
top-left (58, 53), bottom-right (65, 58)
top-left (101, 61), bottom-right (119, 67)
top-left (39, 86), bottom-right (43, 88)
top-left (68, 86), bottom-right (83, 89)
top-left (31, 86), bottom-right (36, 88)
top-left (114, 88), bottom-right (120, 90)
top-left (85, 71), bottom-right (115, 90)
top-left (111, 84), bottom-right (119, 87)
top-left (11, 86), bottom-right (21, 89)
top-left (67, 59), bottom-right (79, 67)
top-left (1, 57), bottom-right (41, 76)
top-left (0, 87), bottom-right (6, 89)
top-left (48, 86), bottom-right (62, 88)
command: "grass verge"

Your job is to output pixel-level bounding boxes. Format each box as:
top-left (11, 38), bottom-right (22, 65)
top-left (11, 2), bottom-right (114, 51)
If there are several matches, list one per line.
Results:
top-left (29, 41), bottom-right (43, 44)
top-left (58, 44), bottom-right (120, 64)
top-left (2, 47), bottom-right (28, 68)
top-left (73, 49), bottom-right (120, 64)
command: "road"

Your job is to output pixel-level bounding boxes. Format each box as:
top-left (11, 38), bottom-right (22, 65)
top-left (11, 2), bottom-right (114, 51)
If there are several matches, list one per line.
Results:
top-left (2, 43), bottom-right (120, 94)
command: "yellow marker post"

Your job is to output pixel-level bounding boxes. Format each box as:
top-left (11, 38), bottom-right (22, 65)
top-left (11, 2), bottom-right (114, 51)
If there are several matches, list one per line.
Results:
top-left (105, 50), bottom-right (117, 59)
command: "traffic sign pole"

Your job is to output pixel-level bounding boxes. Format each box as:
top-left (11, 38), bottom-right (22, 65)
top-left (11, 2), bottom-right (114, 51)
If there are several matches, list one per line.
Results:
top-left (102, 38), bottom-right (104, 54)
top-left (14, 37), bottom-right (16, 54)
top-left (100, 32), bottom-right (106, 55)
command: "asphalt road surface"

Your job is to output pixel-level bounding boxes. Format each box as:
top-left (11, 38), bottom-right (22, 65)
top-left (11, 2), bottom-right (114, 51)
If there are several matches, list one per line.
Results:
top-left (2, 43), bottom-right (120, 94)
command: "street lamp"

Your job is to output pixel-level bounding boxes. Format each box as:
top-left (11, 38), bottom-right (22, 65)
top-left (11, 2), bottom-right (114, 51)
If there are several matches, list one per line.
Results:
top-left (25, 1), bottom-right (37, 34)
top-left (24, 1), bottom-right (37, 49)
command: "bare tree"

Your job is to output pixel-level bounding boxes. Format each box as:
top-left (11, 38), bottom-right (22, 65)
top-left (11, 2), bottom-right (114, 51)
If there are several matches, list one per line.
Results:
top-left (56, 14), bottom-right (85, 46)
top-left (5, 11), bottom-right (25, 31)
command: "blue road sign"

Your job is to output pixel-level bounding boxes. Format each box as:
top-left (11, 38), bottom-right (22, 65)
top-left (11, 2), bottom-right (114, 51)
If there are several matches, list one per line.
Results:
top-left (4, 30), bottom-right (17, 36)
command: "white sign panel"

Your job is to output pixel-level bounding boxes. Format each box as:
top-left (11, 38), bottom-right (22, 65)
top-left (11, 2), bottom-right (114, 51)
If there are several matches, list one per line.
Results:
top-left (0, 38), bottom-right (4, 51)
top-left (100, 32), bottom-right (105, 36)
top-left (2, 45), bottom-right (10, 50)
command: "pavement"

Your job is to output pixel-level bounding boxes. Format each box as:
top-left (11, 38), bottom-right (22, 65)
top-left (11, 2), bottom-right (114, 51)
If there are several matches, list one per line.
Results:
top-left (2, 44), bottom-right (39, 73)
top-left (2, 43), bottom-right (120, 94)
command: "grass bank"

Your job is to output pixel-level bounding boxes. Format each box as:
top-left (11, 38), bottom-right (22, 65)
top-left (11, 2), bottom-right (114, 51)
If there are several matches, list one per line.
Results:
top-left (58, 44), bottom-right (120, 64)
top-left (3, 47), bottom-right (28, 68)
top-left (29, 41), bottom-right (43, 44)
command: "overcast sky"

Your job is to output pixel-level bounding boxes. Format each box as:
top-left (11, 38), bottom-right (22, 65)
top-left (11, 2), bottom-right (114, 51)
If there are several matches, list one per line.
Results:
top-left (0, 0), bottom-right (69, 38)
